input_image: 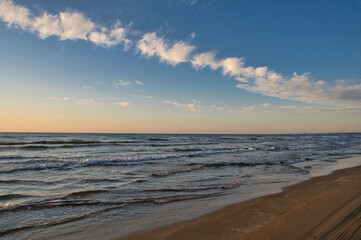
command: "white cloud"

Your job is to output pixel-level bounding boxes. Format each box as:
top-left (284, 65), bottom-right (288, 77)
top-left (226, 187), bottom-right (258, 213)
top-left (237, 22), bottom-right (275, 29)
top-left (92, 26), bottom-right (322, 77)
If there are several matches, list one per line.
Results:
top-left (191, 51), bottom-right (220, 70)
top-left (0, 0), bottom-right (30, 28)
top-left (210, 105), bottom-right (224, 111)
top-left (79, 98), bottom-right (96, 104)
top-left (220, 57), bottom-right (245, 76)
top-left (242, 106), bottom-right (256, 114)
top-left (295, 106), bottom-right (361, 114)
top-left (163, 99), bottom-right (226, 112)
top-left (235, 77), bottom-right (248, 83)
top-left (236, 72), bottom-right (325, 103)
top-left (235, 72), bottom-right (360, 104)
top-left (130, 94), bottom-right (152, 99)
top-left (113, 79), bottom-right (143, 88)
top-left (162, 100), bottom-right (203, 111)
top-left (33, 11), bottom-right (95, 41)
top-left (328, 80), bottom-right (361, 102)
top-left (45, 97), bottom-right (69, 101)
top-left (114, 80), bottom-right (131, 88)
top-left (178, 0), bottom-right (198, 6)
top-left (230, 103), bottom-right (361, 115)
top-left (189, 0), bottom-right (198, 6)
top-left (134, 80), bottom-right (144, 86)
top-left (2, 0), bottom-right (360, 106)
top-left (137, 32), bottom-right (195, 66)
top-left (191, 51), bottom-right (268, 78)
top-left (192, 51), bottom-right (361, 105)
top-left (0, 0), bottom-right (130, 48)
top-left (115, 101), bottom-right (131, 107)
top-left (83, 86), bottom-right (95, 90)
top-left (89, 22), bottom-right (131, 48)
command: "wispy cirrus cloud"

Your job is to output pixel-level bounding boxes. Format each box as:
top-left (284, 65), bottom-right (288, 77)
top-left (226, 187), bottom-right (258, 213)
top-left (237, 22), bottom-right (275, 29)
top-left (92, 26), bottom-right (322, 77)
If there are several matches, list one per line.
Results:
top-left (113, 79), bottom-right (144, 88)
top-left (114, 80), bottom-right (131, 88)
top-left (0, 0), bottom-right (130, 48)
top-left (162, 99), bottom-right (204, 112)
top-left (178, 0), bottom-right (198, 6)
top-left (78, 98), bottom-right (96, 105)
top-left (130, 94), bottom-right (153, 99)
top-left (163, 99), bottom-right (225, 112)
top-left (210, 105), bottom-right (224, 111)
top-left (115, 101), bottom-right (131, 107)
top-left (45, 97), bottom-right (69, 101)
top-left (83, 86), bottom-right (95, 90)
top-left (162, 98), bottom-right (361, 115)
top-left (229, 103), bottom-right (361, 115)
top-left (134, 80), bottom-right (144, 86)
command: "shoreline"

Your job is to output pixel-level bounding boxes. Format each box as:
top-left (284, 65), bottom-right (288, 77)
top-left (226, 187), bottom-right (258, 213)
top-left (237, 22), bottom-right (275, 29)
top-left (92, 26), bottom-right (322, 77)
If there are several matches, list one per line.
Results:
top-left (116, 165), bottom-right (361, 240)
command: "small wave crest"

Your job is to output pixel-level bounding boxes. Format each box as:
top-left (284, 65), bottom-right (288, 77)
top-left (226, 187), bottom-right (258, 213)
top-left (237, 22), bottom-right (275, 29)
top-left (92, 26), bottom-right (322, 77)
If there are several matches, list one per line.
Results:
top-left (0, 162), bottom-right (69, 174)
top-left (0, 155), bottom-right (26, 160)
top-left (65, 190), bottom-right (108, 198)
top-left (148, 138), bottom-right (169, 142)
top-left (0, 191), bottom-right (219, 215)
top-left (0, 142), bottom-right (25, 146)
top-left (0, 206), bottom-right (124, 237)
top-left (80, 178), bottom-right (120, 183)
top-left (144, 183), bottom-right (241, 192)
top-left (21, 145), bottom-right (49, 150)
top-left (150, 159), bottom-right (277, 178)
top-left (0, 179), bottom-right (65, 185)
top-left (151, 164), bottom-right (204, 177)
top-left (0, 148), bottom-right (258, 174)
top-left (172, 148), bottom-right (203, 152)
top-left (132, 192), bottom-right (220, 204)
top-left (0, 140), bottom-right (144, 151)
top-left (0, 194), bottom-right (33, 200)
top-left (0, 200), bottom-right (123, 214)
top-left (221, 182), bottom-right (242, 189)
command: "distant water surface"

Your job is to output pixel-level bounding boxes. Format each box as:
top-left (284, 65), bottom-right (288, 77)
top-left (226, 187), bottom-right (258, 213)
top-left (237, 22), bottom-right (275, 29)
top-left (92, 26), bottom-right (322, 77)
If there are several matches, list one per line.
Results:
top-left (0, 133), bottom-right (360, 239)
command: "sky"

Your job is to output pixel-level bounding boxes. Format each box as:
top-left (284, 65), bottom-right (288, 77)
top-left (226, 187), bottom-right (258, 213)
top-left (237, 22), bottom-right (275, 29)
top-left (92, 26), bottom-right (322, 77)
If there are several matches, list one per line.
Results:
top-left (0, 0), bottom-right (360, 134)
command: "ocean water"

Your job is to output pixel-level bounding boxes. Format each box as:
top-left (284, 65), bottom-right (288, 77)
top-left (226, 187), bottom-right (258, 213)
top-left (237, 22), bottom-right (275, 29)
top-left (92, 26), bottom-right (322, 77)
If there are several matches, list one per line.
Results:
top-left (1, 133), bottom-right (361, 239)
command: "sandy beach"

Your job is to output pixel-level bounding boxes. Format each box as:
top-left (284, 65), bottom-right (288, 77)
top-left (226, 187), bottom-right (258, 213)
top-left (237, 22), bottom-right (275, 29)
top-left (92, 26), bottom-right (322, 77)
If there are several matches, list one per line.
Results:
top-left (118, 166), bottom-right (361, 240)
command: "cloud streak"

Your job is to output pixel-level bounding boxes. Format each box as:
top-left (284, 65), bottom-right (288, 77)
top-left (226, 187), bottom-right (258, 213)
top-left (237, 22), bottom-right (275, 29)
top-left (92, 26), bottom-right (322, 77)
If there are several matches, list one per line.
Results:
top-left (45, 97), bottom-right (69, 101)
top-left (163, 99), bottom-right (361, 115)
top-left (0, 0), bottom-right (130, 48)
top-left (115, 101), bottom-right (131, 107)
top-left (163, 99), bottom-right (226, 112)
top-left (230, 103), bottom-right (361, 115)
top-left (1, 0), bottom-right (360, 105)
top-left (113, 79), bottom-right (144, 88)
top-left (191, 51), bottom-right (361, 105)
top-left (162, 99), bottom-right (204, 112)
top-left (137, 32), bottom-right (195, 66)
top-left (83, 86), bottom-right (95, 90)
top-left (78, 98), bottom-right (96, 105)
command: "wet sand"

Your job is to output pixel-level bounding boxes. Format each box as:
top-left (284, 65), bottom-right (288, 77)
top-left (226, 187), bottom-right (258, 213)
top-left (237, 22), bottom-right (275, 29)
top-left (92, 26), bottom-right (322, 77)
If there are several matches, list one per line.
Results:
top-left (117, 166), bottom-right (361, 240)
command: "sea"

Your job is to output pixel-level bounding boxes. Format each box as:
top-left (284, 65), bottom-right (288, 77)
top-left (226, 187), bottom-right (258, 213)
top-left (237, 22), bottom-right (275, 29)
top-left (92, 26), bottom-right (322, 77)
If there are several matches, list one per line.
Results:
top-left (1, 132), bottom-right (361, 239)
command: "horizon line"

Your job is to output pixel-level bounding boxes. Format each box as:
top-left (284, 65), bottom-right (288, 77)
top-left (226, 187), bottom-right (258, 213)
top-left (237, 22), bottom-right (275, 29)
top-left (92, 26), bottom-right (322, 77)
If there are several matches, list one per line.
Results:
top-left (1, 131), bottom-right (360, 135)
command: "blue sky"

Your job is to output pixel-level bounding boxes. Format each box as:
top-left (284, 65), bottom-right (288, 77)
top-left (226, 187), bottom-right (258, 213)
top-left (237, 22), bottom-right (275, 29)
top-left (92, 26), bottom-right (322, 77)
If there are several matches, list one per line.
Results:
top-left (0, 0), bottom-right (360, 133)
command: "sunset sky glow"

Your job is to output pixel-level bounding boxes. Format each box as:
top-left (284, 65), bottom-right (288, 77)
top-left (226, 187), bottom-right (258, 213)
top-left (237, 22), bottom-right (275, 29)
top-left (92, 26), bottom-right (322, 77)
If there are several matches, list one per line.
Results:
top-left (0, 0), bottom-right (360, 133)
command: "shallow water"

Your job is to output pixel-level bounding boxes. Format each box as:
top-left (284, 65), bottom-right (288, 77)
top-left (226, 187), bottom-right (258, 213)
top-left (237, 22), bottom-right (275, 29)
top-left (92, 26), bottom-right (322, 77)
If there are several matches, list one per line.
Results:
top-left (1, 133), bottom-right (361, 239)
